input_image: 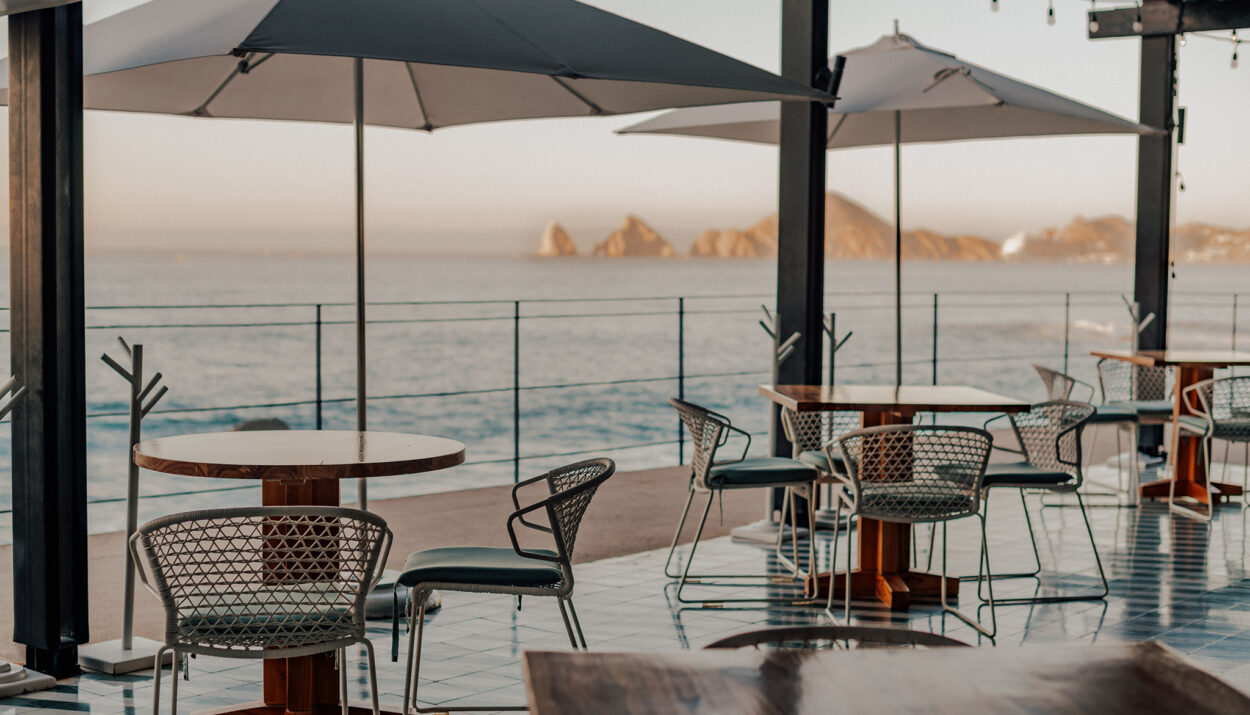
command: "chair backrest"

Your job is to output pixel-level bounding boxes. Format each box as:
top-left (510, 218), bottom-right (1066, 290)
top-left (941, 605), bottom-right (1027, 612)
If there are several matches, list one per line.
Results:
top-left (780, 407), bottom-right (861, 457)
top-left (1096, 358), bottom-right (1172, 404)
top-left (538, 458), bottom-right (616, 565)
top-left (704, 625), bottom-right (969, 650)
top-left (1033, 364), bottom-right (1078, 401)
top-left (1190, 375), bottom-right (1250, 435)
top-left (669, 398), bottom-right (730, 490)
top-left (131, 506), bottom-right (391, 657)
top-left (1009, 400), bottom-right (1095, 484)
top-left (836, 425), bottom-right (992, 523)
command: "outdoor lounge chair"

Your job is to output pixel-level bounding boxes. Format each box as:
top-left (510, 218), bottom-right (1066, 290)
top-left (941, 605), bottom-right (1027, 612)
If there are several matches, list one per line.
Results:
top-left (394, 458), bottom-right (615, 714)
top-left (978, 401), bottom-right (1108, 605)
top-left (130, 506), bottom-right (392, 715)
top-left (665, 398), bottom-right (820, 605)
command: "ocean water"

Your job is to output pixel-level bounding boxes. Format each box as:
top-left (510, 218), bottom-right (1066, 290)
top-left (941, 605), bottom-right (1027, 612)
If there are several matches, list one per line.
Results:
top-left (0, 253), bottom-right (1244, 540)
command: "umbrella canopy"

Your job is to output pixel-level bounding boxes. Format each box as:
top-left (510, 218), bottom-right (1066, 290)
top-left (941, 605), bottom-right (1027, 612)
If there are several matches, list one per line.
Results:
top-left (621, 32), bottom-right (1159, 387)
top-left (1, 0), bottom-right (829, 506)
top-left (0, 0), bottom-right (826, 122)
top-left (620, 33), bottom-right (1155, 147)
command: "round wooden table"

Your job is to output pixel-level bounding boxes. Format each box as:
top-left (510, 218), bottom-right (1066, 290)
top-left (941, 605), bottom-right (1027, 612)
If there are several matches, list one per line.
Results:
top-left (134, 430), bottom-right (466, 715)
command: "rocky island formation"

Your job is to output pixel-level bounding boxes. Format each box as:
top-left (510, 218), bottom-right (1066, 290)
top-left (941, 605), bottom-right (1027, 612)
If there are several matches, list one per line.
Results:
top-left (536, 222), bottom-right (577, 257)
top-left (592, 215), bottom-right (678, 258)
top-left (692, 192), bottom-right (999, 261)
top-left (1003, 216), bottom-right (1250, 263)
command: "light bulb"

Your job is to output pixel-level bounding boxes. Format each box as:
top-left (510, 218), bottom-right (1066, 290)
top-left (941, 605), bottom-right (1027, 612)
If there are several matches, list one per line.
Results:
top-left (1132, 17), bottom-right (1143, 33)
top-left (1047, 3), bottom-right (1056, 25)
top-left (1089, 18), bottom-right (1100, 32)
top-left (991, 0), bottom-right (999, 12)
top-left (1233, 49), bottom-right (1239, 69)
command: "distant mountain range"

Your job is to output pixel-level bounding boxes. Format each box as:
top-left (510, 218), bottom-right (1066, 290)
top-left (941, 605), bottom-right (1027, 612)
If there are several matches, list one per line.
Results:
top-left (537, 192), bottom-right (1250, 262)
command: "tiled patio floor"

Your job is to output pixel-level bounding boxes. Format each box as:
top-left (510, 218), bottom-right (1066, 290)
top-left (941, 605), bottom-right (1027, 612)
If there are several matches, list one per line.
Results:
top-left (7, 466), bottom-right (1250, 714)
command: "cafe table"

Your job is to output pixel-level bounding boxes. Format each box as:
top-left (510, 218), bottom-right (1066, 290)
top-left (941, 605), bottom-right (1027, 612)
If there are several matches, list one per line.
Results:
top-left (1091, 350), bottom-right (1250, 513)
top-left (134, 430), bottom-right (466, 715)
top-left (522, 642), bottom-right (1250, 715)
top-left (759, 384), bottom-right (1029, 610)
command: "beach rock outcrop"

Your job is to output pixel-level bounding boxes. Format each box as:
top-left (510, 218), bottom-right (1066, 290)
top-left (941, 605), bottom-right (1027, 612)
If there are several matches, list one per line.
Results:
top-left (536, 222), bottom-right (578, 257)
top-left (592, 216), bottom-right (678, 257)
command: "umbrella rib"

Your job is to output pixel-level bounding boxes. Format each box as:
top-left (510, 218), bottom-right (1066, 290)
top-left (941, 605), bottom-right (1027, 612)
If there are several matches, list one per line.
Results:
top-left (403, 63), bottom-right (434, 131)
top-left (826, 113), bottom-right (848, 143)
top-left (550, 76), bottom-right (603, 115)
top-left (191, 52), bottom-right (276, 117)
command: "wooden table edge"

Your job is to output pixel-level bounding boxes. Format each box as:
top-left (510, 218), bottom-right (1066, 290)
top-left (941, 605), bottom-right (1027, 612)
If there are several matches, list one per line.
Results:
top-left (758, 384), bottom-right (1030, 414)
top-left (134, 445), bottom-right (467, 481)
top-left (1090, 350), bottom-right (1250, 368)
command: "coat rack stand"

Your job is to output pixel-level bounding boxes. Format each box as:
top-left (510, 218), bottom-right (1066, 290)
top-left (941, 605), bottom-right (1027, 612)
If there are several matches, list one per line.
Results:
top-left (78, 338), bottom-right (173, 675)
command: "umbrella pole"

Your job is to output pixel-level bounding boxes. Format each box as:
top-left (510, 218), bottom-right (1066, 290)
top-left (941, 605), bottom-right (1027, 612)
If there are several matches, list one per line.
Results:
top-left (894, 110), bottom-right (902, 388)
top-left (355, 57), bottom-right (368, 510)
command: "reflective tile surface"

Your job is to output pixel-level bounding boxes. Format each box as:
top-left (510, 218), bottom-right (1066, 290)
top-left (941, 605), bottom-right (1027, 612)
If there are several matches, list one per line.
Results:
top-left (8, 477), bottom-right (1250, 714)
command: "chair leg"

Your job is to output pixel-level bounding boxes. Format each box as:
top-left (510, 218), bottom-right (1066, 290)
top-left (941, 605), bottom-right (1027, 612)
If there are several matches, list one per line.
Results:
top-left (152, 646), bottom-right (170, 715)
top-left (984, 491), bottom-right (1109, 605)
top-left (663, 487), bottom-right (697, 578)
top-left (673, 494), bottom-right (714, 604)
top-left (565, 597), bottom-right (588, 649)
top-left (362, 639), bottom-right (381, 715)
top-left (941, 517), bottom-right (996, 640)
top-left (338, 649), bottom-right (348, 715)
top-left (556, 599), bottom-right (579, 649)
top-left (170, 648), bottom-right (179, 715)
top-left (824, 499), bottom-right (843, 623)
top-left (403, 588), bottom-right (426, 715)
top-left (844, 512), bottom-right (855, 625)
top-left (973, 489), bottom-right (1041, 598)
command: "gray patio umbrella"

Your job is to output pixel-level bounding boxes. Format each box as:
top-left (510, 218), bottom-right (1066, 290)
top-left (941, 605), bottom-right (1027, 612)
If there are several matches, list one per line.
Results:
top-left (621, 33), bottom-right (1160, 386)
top-left (0, 0), bottom-right (828, 506)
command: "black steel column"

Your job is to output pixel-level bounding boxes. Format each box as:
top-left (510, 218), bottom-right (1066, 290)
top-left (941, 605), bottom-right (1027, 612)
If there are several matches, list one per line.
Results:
top-left (774, 0), bottom-right (828, 458)
top-left (1134, 33), bottom-right (1176, 455)
top-left (9, 3), bottom-right (88, 677)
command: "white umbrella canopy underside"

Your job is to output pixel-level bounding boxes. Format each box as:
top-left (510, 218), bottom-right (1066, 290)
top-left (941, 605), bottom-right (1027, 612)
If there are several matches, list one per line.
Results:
top-left (620, 33), bottom-right (1160, 146)
top-left (0, 0), bottom-right (828, 129)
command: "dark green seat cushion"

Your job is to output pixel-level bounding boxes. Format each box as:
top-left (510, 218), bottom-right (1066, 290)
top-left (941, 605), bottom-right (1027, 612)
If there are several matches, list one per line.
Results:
top-left (797, 450), bottom-right (845, 473)
top-left (397, 546), bottom-right (562, 588)
top-left (982, 462), bottom-right (1074, 488)
top-left (1109, 399), bottom-right (1173, 418)
top-left (859, 486), bottom-right (975, 518)
top-left (708, 457), bottom-right (818, 488)
top-left (1090, 405), bottom-right (1138, 424)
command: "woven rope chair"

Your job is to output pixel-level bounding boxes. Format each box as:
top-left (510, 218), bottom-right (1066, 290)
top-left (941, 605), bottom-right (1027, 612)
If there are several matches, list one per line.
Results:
top-left (1035, 363), bottom-right (1140, 506)
top-left (130, 506), bottom-right (392, 715)
top-left (825, 425), bottom-right (996, 638)
top-left (1096, 358), bottom-right (1174, 424)
top-left (704, 625), bottom-right (969, 650)
top-left (978, 401), bottom-right (1107, 605)
top-left (1175, 376), bottom-right (1250, 521)
top-left (665, 398), bottom-right (819, 606)
top-left (395, 458), bottom-right (614, 714)
top-left (777, 407), bottom-right (861, 574)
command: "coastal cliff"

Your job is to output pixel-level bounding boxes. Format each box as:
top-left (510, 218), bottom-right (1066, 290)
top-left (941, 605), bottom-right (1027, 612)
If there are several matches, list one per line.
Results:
top-left (592, 216), bottom-right (678, 258)
top-left (536, 222), bottom-right (577, 257)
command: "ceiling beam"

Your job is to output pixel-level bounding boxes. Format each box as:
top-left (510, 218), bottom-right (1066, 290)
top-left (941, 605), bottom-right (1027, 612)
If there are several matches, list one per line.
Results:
top-left (1089, 1), bottom-right (1250, 39)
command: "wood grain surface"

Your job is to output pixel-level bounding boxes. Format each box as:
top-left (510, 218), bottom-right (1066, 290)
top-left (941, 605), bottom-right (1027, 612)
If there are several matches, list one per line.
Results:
top-left (524, 642), bottom-right (1250, 715)
top-left (133, 430), bottom-right (466, 481)
top-left (759, 384), bottom-right (1029, 414)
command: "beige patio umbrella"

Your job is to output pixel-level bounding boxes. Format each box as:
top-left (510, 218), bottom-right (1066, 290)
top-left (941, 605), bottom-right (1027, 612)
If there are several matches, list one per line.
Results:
top-left (622, 32), bottom-right (1160, 386)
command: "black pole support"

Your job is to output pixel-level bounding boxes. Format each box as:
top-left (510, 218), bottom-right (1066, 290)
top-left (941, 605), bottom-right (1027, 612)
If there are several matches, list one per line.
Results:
top-left (8, 3), bottom-right (88, 677)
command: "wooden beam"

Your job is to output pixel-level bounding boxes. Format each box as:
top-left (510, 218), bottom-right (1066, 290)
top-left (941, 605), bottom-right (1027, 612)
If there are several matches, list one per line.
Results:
top-left (8, 3), bottom-right (88, 677)
top-left (775, 0), bottom-right (828, 457)
top-left (1090, 1), bottom-right (1250, 39)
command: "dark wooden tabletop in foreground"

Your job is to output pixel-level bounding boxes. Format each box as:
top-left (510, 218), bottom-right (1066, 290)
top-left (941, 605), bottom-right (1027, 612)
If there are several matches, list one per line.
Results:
top-left (523, 642), bottom-right (1250, 715)
top-left (134, 429), bottom-right (466, 481)
top-left (759, 383), bottom-right (1030, 414)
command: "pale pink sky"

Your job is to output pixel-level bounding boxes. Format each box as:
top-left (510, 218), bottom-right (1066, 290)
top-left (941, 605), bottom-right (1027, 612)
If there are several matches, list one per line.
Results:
top-left (2, 0), bottom-right (1247, 254)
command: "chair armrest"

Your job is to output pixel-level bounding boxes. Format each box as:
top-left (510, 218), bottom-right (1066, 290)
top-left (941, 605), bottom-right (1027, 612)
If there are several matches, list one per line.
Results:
top-left (1071, 378), bottom-right (1097, 403)
top-left (721, 422), bottom-right (753, 464)
top-left (1181, 382), bottom-right (1210, 417)
top-left (983, 414), bottom-right (1025, 456)
top-left (128, 532), bottom-right (161, 600)
top-left (507, 505), bottom-right (562, 563)
top-left (822, 439), bottom-right (858, 504)
top-left (511, 472), bottom-right (553, 532)
top-left (370, 527), bottom-right (394, 591)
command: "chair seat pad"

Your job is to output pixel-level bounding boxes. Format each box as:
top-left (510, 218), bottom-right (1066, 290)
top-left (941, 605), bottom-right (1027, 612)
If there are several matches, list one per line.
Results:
top-left (178, 584), bottom-right (354, 646)
top-left (982, 462), bottom-right (1074, 488)
top-left (1089, 405), bottom-right (1139, 424)
top-left (1109, 399), bottom-right (1173, 417)
top-left (797, 450), bottom-right (845, 473)
top-left (708, 457), bottom-right (818, 488)
top-left (397, 547), bottom-right (563, 588)
top-left (1177, 414), bottom-right (1209, 434)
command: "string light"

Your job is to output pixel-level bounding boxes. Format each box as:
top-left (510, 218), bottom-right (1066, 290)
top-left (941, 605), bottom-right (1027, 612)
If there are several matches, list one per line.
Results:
top-left (991, 0), bottom-right (998, 13)
top-left (1088, 1), bottom-right (1099, 33)
top-left (1132, 3), bottom-right (1143, 34)
top-left (1047, 0), bottom-right (1055, 25)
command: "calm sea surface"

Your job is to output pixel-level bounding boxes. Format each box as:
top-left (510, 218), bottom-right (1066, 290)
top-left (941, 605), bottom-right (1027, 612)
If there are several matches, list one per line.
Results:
top-left (0, 253), bottom-right (1245, 540)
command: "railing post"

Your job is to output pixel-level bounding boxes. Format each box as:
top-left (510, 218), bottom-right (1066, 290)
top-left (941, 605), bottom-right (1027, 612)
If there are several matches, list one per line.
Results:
top-left (677, 297), bottom-right (685, 465)
top-left (513, 300), bottom-right (521, 483)
top-left (931, 293), bottom-right (938, 385)
top-left (314, 303), bottom-right (323, 430)
top-left (1063, 292), bottom-right (1071, 375)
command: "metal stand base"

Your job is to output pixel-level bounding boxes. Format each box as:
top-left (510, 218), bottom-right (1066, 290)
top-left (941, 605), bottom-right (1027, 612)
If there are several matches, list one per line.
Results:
top-left (365, 570), bottom-right (441, 620)
top-left (0, 661), bottom-right (55, 696)
top-left (78, 637), bottom-right (171, 675)
top-left (729, 519), bottom-right (808, 544)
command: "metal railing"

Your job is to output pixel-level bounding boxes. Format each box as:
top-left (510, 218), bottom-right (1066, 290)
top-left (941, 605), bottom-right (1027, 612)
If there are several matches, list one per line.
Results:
top-left (0, 287), bottom-right (1243, 521)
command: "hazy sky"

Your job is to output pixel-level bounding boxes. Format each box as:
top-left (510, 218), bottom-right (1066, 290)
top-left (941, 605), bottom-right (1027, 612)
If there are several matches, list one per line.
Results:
top-left (2, 0), bottom-right (1248, 254)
